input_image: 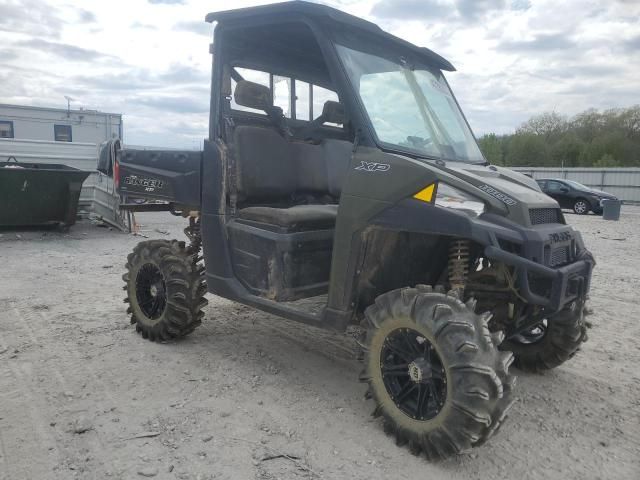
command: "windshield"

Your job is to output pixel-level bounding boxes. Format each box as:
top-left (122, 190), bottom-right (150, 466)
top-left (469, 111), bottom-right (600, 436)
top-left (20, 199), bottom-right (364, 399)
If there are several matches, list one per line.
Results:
top-left (336, 44), bottom-right (485, 164)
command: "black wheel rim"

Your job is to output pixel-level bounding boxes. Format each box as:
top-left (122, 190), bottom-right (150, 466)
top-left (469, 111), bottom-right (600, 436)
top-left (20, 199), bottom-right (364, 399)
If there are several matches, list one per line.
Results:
top-left (380, 328), bottom-right (447, 421)
top-left (135, 263), bottom-right (167, 320)
top-left (512, 320), bottom-right (547, 344)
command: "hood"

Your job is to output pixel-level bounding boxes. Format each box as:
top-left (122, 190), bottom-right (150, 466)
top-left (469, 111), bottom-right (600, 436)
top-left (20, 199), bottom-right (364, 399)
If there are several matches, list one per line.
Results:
top-left (445, 163), bottom-right (553, 204)
top-left (583, 188), bottom-right (616, 198)
top-left (438, 162), bottom-right (560, 226)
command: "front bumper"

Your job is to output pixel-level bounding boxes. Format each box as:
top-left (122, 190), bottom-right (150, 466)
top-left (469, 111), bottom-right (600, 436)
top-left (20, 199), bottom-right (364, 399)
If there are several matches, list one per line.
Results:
top-left (485, 245), bottom-right (593, 311)
top-left (591, 198), bottom-right (606, 214)
top-left (477, 213), bottom-right (594, 313)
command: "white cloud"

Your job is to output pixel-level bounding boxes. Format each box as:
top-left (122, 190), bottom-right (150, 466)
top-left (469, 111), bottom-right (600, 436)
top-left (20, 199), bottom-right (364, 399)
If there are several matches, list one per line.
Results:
top-left (0, 0), bottom-right (637, 146)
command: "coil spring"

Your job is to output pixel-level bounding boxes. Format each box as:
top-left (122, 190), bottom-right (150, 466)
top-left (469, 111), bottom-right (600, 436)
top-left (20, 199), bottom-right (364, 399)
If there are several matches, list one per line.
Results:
top-left (448, 239), bottom-right (470, 292)
top-left (184, 216), bottom-right (202, 257)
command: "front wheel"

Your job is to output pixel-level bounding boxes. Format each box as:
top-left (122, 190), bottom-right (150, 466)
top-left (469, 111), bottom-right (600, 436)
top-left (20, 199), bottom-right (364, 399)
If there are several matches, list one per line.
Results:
top-left (501, 299), bottom-right (586, 372)
top-left (363, 286), bottom-right (515, 460)
top-left (123, 239), bottom-right (208, 341)
top-left (573, 198), bottom-right (590, 215)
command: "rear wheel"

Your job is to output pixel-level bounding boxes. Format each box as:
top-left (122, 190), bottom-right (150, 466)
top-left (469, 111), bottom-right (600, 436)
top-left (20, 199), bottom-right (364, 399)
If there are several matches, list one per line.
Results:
top-left (363, 286), bottom-right (515, 460)
top-left (502, 299), bottom-right (586, 372)
top-left (123, 239), bottom-right (207, 341)
top-left (573, 198), bottom-right (590, 215)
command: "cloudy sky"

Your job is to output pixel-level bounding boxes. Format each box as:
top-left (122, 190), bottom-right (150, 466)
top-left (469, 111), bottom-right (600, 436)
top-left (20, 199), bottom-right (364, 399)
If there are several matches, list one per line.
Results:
top-left (1, 0), bottom-right (638, 148)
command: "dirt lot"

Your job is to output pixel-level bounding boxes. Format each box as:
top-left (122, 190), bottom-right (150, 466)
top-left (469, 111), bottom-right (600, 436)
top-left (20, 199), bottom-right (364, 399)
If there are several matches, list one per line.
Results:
top-left (1, 207), bottom-right (639, 480)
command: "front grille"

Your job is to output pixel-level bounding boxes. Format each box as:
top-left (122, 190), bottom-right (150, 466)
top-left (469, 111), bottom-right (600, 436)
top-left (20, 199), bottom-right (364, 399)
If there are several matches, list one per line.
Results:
top-left (530, 208), bottom-right (562, 225)
top-left (527, 272), bottom-right (552, 297)
top-left (549, 246), bottom-right (570, 267)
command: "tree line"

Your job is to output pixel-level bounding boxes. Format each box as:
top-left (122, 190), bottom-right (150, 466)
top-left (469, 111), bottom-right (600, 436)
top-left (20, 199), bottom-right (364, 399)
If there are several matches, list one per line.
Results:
top-left (477, 106), bottom-right (640, 168)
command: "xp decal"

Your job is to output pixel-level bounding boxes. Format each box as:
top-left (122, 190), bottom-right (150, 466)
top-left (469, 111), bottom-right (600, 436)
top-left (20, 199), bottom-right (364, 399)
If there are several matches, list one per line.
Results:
top-left (355, 161), bottom-right (390, 172)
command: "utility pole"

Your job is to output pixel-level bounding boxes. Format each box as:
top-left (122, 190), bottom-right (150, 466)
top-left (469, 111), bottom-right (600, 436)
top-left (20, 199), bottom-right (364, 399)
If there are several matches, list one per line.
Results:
top-left (64, 96), bottom-right (73, 117)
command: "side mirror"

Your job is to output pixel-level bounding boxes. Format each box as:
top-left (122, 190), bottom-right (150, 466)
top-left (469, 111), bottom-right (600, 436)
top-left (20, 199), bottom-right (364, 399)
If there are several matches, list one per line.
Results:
top-left (560, 187), bottom-right (569, 193)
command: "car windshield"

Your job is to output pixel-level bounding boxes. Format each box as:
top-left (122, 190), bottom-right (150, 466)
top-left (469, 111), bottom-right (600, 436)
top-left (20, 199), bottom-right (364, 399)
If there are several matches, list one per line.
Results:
top-left (335, 44), bottom-right (485, 164)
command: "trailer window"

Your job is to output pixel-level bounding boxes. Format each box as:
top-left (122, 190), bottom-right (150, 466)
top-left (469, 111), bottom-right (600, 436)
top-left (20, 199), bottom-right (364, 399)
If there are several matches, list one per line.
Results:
top-left (0, 120), bottom-right (14, 139)
top-left (54, 124), bottom-right (72, 142)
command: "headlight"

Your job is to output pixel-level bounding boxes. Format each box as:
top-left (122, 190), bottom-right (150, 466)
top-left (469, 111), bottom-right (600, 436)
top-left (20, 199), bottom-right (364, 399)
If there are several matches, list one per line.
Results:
top-left (435, 183), bottom-right (486, 217)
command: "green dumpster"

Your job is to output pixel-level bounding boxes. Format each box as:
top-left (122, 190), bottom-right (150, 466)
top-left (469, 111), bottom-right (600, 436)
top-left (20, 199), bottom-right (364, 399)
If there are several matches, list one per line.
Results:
top-left (0, 161), bottom-right (91, 228)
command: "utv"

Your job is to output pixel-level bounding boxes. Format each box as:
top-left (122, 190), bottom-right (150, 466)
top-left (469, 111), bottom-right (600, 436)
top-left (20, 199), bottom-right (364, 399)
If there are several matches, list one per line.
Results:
top-left (115, 1), bottom-right (594, 460)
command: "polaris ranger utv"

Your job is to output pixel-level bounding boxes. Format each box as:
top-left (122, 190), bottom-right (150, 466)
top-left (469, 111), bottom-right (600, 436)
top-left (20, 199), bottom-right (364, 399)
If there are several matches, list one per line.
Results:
top-left (116, 1), bottom-right (594, 460)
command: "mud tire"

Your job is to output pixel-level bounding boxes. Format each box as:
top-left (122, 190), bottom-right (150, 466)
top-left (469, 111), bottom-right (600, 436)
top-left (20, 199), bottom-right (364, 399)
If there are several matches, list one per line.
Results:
top-left (363, 286), bottom-right (516, 460)
top-left (123, 239), bottom-right (207, 342)
top-left (502, 299), bottom-right (586, 372)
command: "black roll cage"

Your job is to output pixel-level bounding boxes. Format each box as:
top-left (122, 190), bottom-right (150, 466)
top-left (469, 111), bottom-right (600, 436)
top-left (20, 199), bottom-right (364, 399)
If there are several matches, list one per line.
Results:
top-left (205, 2), bottom-right (452, 145)
top-left (206, 4), bottom-right (485, 166)
top-left (208, 14), bottom-right (365, 144)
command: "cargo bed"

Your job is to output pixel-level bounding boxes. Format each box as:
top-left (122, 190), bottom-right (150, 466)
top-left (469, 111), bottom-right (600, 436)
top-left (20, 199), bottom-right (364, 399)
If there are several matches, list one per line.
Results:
top-left (116, 148), bottom-right (202, 210)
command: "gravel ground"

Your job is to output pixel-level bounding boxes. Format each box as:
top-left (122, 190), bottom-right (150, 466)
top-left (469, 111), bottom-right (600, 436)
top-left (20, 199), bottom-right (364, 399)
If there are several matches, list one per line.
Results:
top-left (0, 207), bottom-right (639, 480)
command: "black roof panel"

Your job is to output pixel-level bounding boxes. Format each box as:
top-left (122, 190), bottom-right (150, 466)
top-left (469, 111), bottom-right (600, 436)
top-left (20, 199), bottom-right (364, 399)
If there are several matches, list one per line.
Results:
top-left (205, 1), bottom-right (455, 71)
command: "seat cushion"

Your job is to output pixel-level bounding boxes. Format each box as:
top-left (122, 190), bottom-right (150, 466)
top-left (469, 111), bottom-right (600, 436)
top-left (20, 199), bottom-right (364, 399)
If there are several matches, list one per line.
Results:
top-left (238, 204), bottom-right (338, 230)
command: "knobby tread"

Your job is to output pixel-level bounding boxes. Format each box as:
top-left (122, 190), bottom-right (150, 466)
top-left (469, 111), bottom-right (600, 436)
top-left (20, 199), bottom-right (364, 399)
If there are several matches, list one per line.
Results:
top-left (502, 299), bottom-right (587, 373)
top-left (363, 287), bottom-right (516, 461)
top-left (124, 239), bottom-right (207, 342)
